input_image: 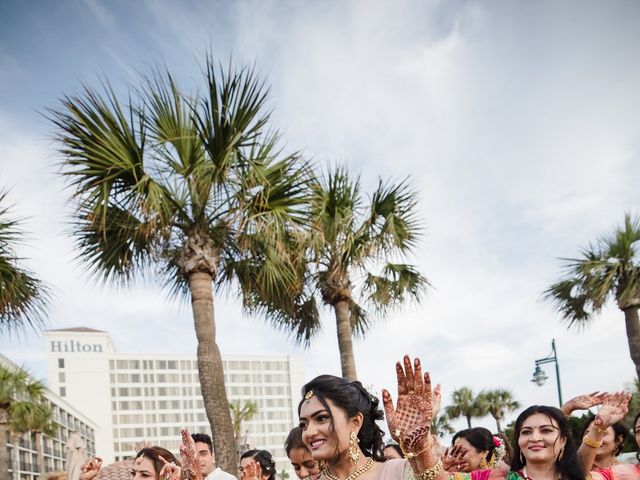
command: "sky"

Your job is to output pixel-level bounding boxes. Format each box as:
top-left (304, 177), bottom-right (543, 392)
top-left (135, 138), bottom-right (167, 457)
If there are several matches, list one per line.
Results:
top-left (1, 0), bottom-right (640, 434)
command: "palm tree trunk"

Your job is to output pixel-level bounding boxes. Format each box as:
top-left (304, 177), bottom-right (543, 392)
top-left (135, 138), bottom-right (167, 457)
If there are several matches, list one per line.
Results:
top-left (35, 431), bottom-right (44, 476)
top-left (334, 300), bottom-right (358, 380)
top-left (11, 432), bottom-right (20, 480)
top-left (623, 305), bottom-right (640, 381)
top-left (189, 271), bottom-right (237, 472)
top-left (466, 415), bottom-right (472, 428)
top-left (495, 417), bottom-right (502, 433)
top-left (0, 414), bottom-right (9, 480)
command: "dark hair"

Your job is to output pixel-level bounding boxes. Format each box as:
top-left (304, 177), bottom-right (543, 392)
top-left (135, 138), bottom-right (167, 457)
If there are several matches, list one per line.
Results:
top-left (192, 433), bottom-right (213, 453)
top-left (134, 447), bottom-right (181, 480)
top-left (285, 427), bottom-right (307, 457)
top-left (241, 449), bottom-right (276, 480)
top-left (383, 444), bottom-right (404, 459)
top-left (580, 417), bottom-right (628, 457)
top-left (298, 375), bottom-right (385, 462)
top-left (510, 406), bottom-right (584, 480)
top-left (634, 412), bottom-right (640, 461)
top-left (452, 428), bottom-right (495, 463)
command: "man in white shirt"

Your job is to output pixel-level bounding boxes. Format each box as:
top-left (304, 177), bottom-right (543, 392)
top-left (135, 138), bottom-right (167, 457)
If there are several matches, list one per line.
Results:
top-left (192, 433), bottom-right (239, 480)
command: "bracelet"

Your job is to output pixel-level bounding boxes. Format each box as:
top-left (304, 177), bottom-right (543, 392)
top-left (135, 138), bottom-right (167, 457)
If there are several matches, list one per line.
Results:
top-left (591, 424), bottom-right (608, 434)
top-left (405, 445), bottom-right (432, 460)
top-left (583, 436), bottom-right (603, 448)
top-left (415, 458), bottom-right (443, 480)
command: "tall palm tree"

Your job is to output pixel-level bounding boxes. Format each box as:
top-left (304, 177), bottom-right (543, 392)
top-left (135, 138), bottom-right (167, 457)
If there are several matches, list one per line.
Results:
top-left (544, 214), bottom-right (640, 380)
top-left (477, 389), bottom-right (520, 433)
top-left (268, 167), bottom-right (428, 380)
top-left (0, 364), bottom-right (46, 479)
top-left (0, 190), bottom-right (50, 334)
top-left (445, 387), bottom-right (487, 428)
top-left (48, 58), bottom-right (311, 470)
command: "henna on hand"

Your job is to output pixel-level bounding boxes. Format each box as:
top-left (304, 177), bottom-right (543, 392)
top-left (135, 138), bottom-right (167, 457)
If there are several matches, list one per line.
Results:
top-left (442, 445), bottom-right (468, 473)
top-left (593, 392), bottom-right (631, 429)
top-left (383, 355), bottom-right (433, 455)
top-left (180, 428), bottom-right (202, 480)
top-left (80, 457), bottom-right (103, 480)
top-left (562, 391), bottom-right (608, 415)
top-left (159, 456), bottom-right (182, 480)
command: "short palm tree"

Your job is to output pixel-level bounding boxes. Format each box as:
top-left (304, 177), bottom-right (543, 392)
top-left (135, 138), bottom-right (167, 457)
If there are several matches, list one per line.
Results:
top-left (48, 58), bottom-right (311, 470)
top-left (431, 413), bottom-right (455, 437)
top-left (9, 401), bottom-right (57, 480)
top-left (0, 364), bottom-right (46, 479)
top-left (271, 167), bottom-right (428, 380)
top-left (477, 389), bottom-right (520, 432)
top-left (229, 400), bottom-right (258, 452)
top-left (0, 190), bottom-right (50, 334)
top-left (445, 387), bottom-right (487, 428)
top-left (544, 214), bottom-right (640, 380)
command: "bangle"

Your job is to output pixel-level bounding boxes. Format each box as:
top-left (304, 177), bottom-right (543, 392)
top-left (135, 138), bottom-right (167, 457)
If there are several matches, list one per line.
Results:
top-left (405, 445), bottom-right (432, 460)
top-left (583, 436), bottom-right (603, 448)
top-left (591, 424), bottom-right (608, 434)
top-left (415, 458), bottom-right (443, 480)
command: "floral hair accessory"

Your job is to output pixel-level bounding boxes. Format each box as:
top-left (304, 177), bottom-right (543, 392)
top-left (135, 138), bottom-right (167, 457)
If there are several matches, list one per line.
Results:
top-left (305, 390), bottom-right (314, 400)
top-left (488, 436), bottom-right (506, 467)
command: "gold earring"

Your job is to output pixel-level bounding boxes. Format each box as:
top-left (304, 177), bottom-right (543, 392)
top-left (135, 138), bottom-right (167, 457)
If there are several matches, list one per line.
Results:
top-left (349, 431), bottom-right (359, 465)
top-left (479, 458), bottom-right (488, 469)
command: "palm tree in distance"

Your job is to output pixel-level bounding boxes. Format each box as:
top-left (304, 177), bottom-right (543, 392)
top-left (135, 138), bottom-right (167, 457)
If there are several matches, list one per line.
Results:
top-left (48, 57), bottom-right (311, 470)
top-left (445, 387), bottom-right (487, 428)
top-left (271, 166), bottom-right (428, 380)
top-left (544, 214), bottom-right (640, 380)
top-left (0, 364), bottom-right (47, 479)
top-left (229, 400), bottom-right (258, 453)
top-left (478, 389), bottom-right (520, 432)
top-left (0, 190), bottom-right (50, 334)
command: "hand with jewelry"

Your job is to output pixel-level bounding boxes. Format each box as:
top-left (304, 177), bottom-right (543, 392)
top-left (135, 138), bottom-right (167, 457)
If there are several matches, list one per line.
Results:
top-left (561, 391), bottom-right (608, 416)
top-left (240, 461), bottom-right (262, 480)
top-left (179, 428), bottom-right (203, 480)
top-left (382, 355), bottom-right (433, 457)
top-left (159, 456), bottom-right (182, 480)
top-left (593, 391), bottom-right (631, 430)
top-left (80, 457), bottom-right (103, 480)
top-left (441, 444), bottom-right (468, 473)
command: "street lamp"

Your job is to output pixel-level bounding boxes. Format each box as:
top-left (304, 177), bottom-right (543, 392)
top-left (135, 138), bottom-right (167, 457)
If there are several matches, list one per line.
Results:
top-left (531, 338), bottom-right (563, 407)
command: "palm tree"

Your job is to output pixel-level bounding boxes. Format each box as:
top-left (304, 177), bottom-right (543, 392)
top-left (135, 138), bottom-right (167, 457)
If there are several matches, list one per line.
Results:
top-left (477, 389), bottom-right (520, 433)
top-left (0, 190), bottom-right (50, 334)
top-left (229, 400), bottom-right (258, 450)
top-left (0, 364), bottom-right (46, 479)
top-left (48, 57), bottom-right (311, 470)
top-left (8, 401), bottom-right (57, 480)
top-left (270, 167), bottom-right (428, 380)
top-left (544, 214), bottom-right (640, 380)
top-left (431, 413), bottom-right (455, 438)
top-left (445, 387), bottom-right (487, 428)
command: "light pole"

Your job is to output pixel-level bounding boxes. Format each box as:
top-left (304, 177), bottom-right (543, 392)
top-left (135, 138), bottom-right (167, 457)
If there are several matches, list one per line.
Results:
top-left (531, 338), bottom-right (563, 407)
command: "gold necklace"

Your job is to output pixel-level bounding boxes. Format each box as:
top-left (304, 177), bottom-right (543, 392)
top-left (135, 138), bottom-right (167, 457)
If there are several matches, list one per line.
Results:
top-left (323, 457), bottom-right (374, 480)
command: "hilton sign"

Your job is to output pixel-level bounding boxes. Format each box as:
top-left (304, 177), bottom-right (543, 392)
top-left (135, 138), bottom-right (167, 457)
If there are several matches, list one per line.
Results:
top-left (50, 340), bottom-right (104, 353)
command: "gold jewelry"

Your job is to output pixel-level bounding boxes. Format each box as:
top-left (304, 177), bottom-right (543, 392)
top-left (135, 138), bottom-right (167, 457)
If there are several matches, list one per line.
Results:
top-left (583, 436), bottom-right (603, 448)
top-left (348, 431), bottom-right (359, 465)
top-left (404, 444), bottom-right (431, 460)
top-left (591, 424), bottom-right (608, 434)
top-left (557, 446), bottom-right (565, 462)
top-left (414, 458), bottom-right (443, 480)
top-left (323, 457), bottom-right (373, 480)
top-left (305, 391), bottom-right (314, 400)
top-left (394, 429), bottom-right (401, 439)
top-left (479, 458), bottom-right (488, 469)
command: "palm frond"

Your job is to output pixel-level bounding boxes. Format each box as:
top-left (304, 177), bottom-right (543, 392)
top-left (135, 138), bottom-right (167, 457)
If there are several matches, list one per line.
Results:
top-left (362, 263), bottom-right (429, 314)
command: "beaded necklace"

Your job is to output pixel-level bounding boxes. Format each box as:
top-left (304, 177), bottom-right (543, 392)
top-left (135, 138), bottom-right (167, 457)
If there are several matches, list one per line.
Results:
top-left (322, 457), bottom-right (374, 480)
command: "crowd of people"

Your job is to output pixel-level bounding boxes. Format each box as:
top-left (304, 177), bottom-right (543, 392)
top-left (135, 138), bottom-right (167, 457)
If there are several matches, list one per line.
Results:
top-left (78, 355), bottom-right (640, 480)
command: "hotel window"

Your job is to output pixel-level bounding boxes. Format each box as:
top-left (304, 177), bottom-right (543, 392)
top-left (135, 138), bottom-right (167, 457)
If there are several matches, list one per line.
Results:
top-left (58, 358), bottom-right (65, 368)
top-left (116, 360), bottom-right (128, 369)
top-left (58, 372), bottom-right (65, 383)
top-left (167, 360), bottom-right (178, 369)
top-left (59, 387), bottom-right (66, 397)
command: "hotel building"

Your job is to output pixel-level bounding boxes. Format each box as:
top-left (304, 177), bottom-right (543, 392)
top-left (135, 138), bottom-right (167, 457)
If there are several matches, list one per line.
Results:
top-left (44, 327), bottom-right (305, 471)
top-left (0, 353), bottom-right (97, 480)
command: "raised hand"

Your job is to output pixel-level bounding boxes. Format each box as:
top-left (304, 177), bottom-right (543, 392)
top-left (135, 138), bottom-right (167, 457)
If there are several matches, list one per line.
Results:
top-left (593, 392), bottom-right (632, 430)
top-left (441, 444), bottom-right (468, 473)
top-left (562, 391), bottom-right (608, 415)
top-left (382, 355), bottom-right (433, 457)
top-left (240, 461), bottom-right (262, 480)
top-left (80, 457), bottom-right (103, 480)
top-left (432, 384), bottom-right (442, 419)
top-left (159, 456), bottom-right (182, 480)
top-left (179, 428), bottom-right (202, 480)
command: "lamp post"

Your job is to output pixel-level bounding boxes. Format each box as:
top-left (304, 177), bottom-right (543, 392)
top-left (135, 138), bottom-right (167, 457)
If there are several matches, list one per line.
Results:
top-left (531, 338), bottom-right (563, 407)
